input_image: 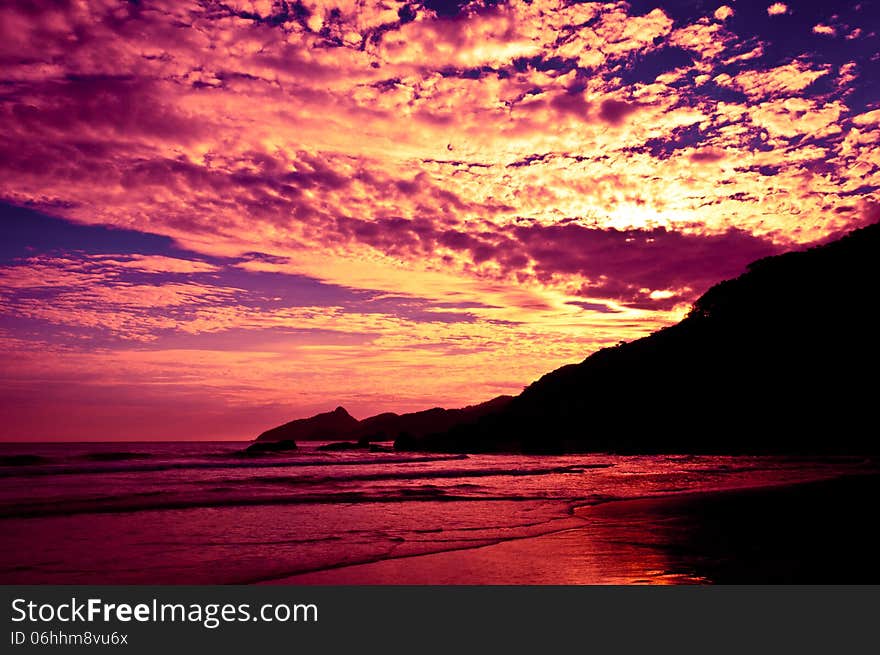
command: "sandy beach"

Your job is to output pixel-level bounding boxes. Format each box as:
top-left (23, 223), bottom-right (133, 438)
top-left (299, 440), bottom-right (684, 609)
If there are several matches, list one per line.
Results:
top-left (273, 473), bottom-right (880, 584)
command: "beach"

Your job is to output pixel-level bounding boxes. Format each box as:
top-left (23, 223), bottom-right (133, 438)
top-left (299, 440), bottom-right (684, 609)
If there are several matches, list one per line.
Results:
top-left (274, 473), bottom-right (880, 584)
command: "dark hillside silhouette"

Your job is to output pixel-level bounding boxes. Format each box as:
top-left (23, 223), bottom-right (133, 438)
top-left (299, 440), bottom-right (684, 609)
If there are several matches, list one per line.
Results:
top-left (256, 406), bottom-right (359, 442)
top-left (396, 223), bottom-right (880, 453)
top-left (254, 396), bottom-right (513, 445)
top-left (350, 395), bottom-right (514, 441)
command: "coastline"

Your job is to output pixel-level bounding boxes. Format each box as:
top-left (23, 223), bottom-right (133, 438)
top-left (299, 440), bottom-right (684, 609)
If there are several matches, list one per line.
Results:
top-left (269, 472), bottom-right (880, 584)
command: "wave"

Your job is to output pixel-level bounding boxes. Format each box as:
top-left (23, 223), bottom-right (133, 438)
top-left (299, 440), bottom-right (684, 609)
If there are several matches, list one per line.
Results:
top-left (246, 515), bottom-right (596, 585)
top-left (0, 489), bottom-right (560, 520)
top-left (0, 454), bottom-right (50, 466)
top-left (199, 463), bottom-right (614, 487)
top-left (80, 452), bottom-right (153, 462)
top-left (0, 453), bottom-right (469, 478)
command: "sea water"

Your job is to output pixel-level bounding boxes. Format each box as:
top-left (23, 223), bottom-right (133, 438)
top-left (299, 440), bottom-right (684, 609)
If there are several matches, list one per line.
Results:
top-left (0, 441), bottom-right (871, 583)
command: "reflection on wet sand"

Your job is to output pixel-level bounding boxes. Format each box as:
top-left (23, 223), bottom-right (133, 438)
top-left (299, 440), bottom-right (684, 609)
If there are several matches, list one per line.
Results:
top-left (278, 474), bottom-right (880, 584)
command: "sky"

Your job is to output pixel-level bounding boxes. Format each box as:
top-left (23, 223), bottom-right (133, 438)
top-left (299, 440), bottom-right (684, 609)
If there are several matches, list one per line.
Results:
top-left (0, 0), bottom-right (878, 440)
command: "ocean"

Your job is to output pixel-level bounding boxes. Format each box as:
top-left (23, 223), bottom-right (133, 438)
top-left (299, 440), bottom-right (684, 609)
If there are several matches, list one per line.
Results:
top-left (0, 441), bottom-right (873, 584)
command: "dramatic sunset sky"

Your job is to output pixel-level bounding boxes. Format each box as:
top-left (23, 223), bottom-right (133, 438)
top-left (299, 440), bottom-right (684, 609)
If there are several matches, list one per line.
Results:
top-left (1, 0), bottom-right (878, 439)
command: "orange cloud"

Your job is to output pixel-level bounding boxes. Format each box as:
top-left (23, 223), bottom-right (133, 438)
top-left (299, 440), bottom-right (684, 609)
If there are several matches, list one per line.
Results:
top-left (722, 61), bottom-right (831, 98)
top-left (714, 6), bottom-right (734, 21)
top-left (813, 24), bottom-right (837, 36)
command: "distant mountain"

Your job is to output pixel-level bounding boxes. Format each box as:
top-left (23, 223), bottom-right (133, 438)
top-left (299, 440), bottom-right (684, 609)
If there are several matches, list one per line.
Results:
top-left (351, 395), bottom-right (514, 441)
top-left (254, 396), bottom-right (514, 443)
top-left (255, 406), bottom-right (359, 442)
top-left (396, 223), bottom-right (880, 454)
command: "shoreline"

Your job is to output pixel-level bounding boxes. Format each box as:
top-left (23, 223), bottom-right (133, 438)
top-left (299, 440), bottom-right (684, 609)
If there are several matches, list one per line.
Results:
top-left (267, 472), bottom-right (880, 584)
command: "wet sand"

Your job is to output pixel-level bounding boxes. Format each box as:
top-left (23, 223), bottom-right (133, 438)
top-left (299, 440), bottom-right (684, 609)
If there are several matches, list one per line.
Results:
top-left (274, 473), bottom-right (880, 584)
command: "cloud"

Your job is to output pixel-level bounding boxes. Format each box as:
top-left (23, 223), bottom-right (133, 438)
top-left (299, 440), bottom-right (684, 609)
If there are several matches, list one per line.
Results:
top-left (714, 6), bottom-right (734, 21)
top-left (598, 99), bottom-right (644, 125)
top-left (670, 18), bottom-right (730, 60)
top-left (689, 147), bottom-right (727, 163)
top-left (0, 253), bottom-right (241, 340)
top-left (852, 109), bottom-right (880, 127)
top-left (767, 3), bottom-right (788, 16)
top-left (723, 61), bottom-right (831, 99)
top-left (98, 255), bottom-right (219, 274)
